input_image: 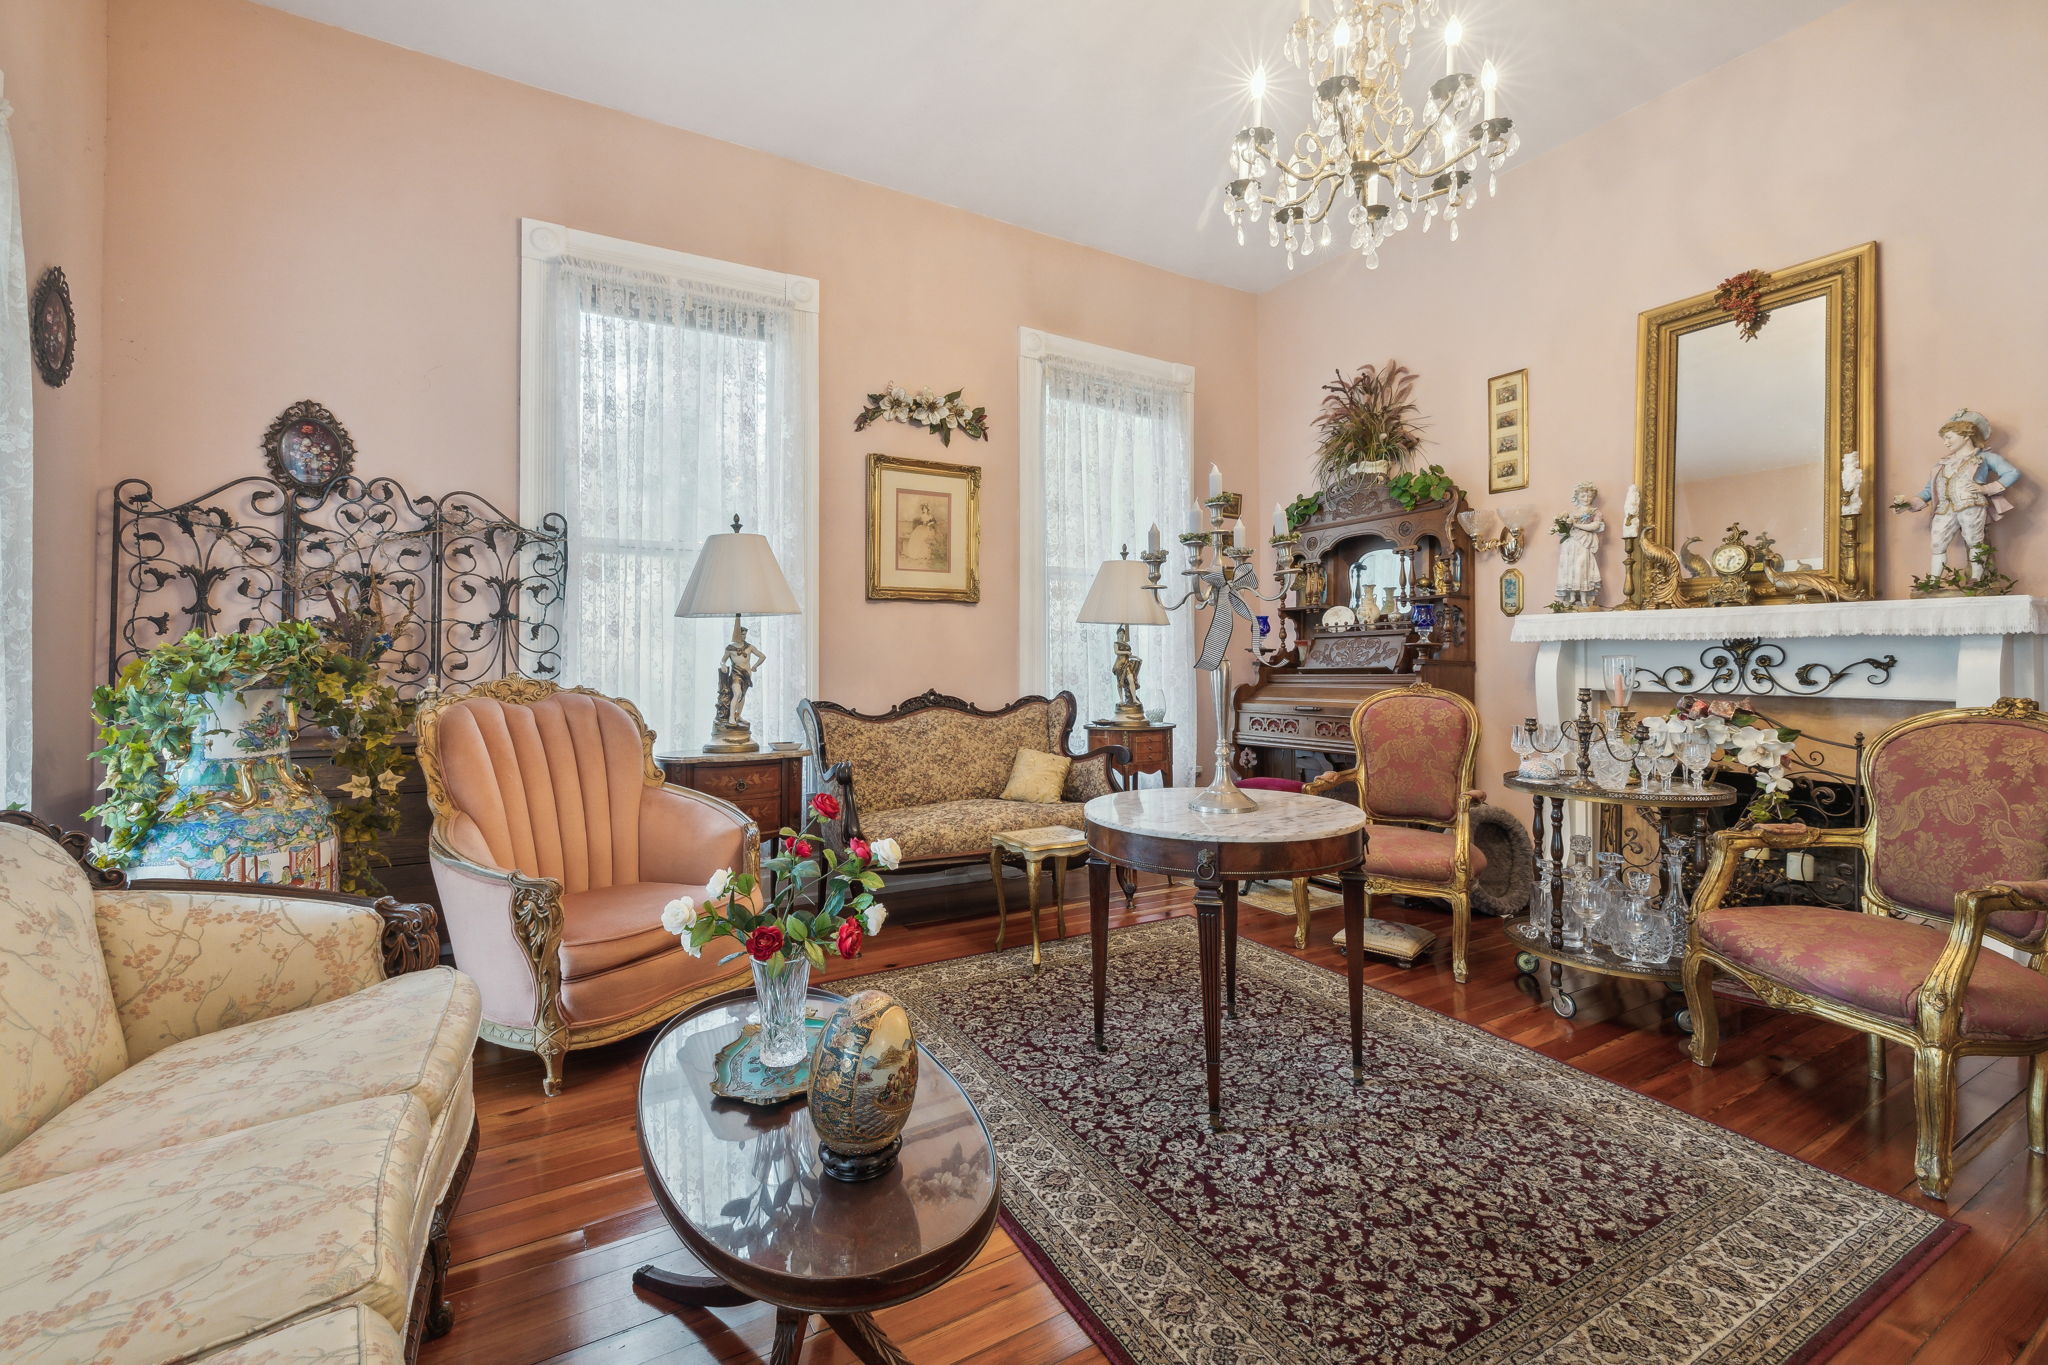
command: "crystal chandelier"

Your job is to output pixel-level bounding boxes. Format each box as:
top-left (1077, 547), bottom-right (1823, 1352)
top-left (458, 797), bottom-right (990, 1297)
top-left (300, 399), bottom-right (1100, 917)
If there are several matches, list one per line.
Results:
top-left (1223, 0), bottom-right (1519, 270)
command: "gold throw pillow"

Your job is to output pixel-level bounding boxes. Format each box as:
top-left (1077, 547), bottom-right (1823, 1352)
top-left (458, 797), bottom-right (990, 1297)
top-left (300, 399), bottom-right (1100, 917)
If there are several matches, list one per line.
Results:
top-left (999, 748), bottom-right (1071, 804)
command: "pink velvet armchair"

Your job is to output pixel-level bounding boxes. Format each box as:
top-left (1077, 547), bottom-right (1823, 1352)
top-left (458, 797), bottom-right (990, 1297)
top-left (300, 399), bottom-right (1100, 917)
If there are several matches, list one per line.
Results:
top-left (1683, 697), bottom-right (2048, 1199)
top-left (416, 680), bottom-right (755, 1094)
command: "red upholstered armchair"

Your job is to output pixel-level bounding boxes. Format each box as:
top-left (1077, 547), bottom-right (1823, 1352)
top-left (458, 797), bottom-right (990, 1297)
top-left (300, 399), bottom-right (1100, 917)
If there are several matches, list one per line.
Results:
top-left (416, 681), bottom-right (756, 1094)
top-left (1683, 697), bottom-right (2048, 1199)
top-left (1302, 683), bottom-right (1486, 981)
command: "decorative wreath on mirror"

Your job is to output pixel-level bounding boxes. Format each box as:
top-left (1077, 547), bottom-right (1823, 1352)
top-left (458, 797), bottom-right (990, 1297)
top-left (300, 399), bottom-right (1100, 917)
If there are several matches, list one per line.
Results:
top-left (261, 399), bottom-right (358, 494)
top-left (1713, 269), bottom-right (1771, 342)
top-left (30, 266), bottom-right (76, 387)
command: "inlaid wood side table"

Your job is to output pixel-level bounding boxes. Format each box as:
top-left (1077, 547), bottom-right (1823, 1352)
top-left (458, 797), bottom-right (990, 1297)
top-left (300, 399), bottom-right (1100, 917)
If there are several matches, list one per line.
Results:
top-left (988, 824), bottom-right (1085, 970)
top-left (635, 987), bottom-right (999, 1365)
top-left (1083, 787), bottom-right (1368, 1129)
top-left (658, 746), bottom-right (809, 847)
top-left (1085, 721), bottom-right (1174, 789)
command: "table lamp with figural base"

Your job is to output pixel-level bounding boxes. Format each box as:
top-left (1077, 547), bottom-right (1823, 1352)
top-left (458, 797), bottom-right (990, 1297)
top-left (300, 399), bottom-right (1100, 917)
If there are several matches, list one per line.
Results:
top-left (675, 515), bottom-right (800, 753)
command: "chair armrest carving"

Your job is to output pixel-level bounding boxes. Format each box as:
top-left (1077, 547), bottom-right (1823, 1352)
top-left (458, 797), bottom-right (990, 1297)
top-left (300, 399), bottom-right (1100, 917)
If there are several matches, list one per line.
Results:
top-left (374, 898), bottom-right (442, 975)
top-left (1066, 746), bottom-right (1127, 800)
top-left (1304, 767), bottom-right (1360, 798)
top-left (428, 834), bottom-right (568, 1084)
top-left (1918, 882), bottom-right (2048, 1038)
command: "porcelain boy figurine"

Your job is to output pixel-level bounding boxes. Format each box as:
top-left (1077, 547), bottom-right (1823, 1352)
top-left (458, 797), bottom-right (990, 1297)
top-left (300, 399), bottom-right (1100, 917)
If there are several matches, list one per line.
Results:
top-left (1553, 481), bottom-right (1604, 609)
top-left (1890, 409), bottom-right (2019, 581)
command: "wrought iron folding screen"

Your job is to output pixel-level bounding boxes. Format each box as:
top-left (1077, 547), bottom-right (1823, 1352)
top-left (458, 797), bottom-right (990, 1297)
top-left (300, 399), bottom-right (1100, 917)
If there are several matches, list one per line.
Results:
top-left (108, 474), bottom-right (567, 697)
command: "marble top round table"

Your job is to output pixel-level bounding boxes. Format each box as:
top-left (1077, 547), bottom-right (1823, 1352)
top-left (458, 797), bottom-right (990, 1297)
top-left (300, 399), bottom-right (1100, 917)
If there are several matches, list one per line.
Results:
top-left (1082, 787), bottom-right (1370, 1128)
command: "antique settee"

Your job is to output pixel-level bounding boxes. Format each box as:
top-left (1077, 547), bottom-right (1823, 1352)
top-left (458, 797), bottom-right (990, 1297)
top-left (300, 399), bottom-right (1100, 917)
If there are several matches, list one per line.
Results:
top-left (0, 812), bottom-right (479, 1364)
top-left (798, 689), bottom-right (1126, 870)
top-left (416, 679), bottom-right (755, 1095)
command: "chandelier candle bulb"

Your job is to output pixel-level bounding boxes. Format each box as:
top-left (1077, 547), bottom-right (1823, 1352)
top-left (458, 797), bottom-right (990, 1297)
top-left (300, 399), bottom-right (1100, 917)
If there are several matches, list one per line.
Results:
top-left (1209, 464), bottom-right (1224, 499)
top-left (1481, 59), bottom-right (1498, 121)
top-left (1445, 15), bottom-right (1461, 74)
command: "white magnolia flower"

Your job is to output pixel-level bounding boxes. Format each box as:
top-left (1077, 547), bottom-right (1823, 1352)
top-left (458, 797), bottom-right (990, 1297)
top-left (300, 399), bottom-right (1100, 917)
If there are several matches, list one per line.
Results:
top-left (659, 896), bottom-right (698, 936)
top-left (871, 837), bottom-right (903, 870)
top-left (862, 902), bottom-right (888, 935)
top-left (1733, 731), bottom-right (1793, 769)
top-left (1697, 715), bottom-right (1736, 749)
top-left (705, 868), bottom-right (733, 900)
top-left (1642, 714), bottom-right (1688, 743)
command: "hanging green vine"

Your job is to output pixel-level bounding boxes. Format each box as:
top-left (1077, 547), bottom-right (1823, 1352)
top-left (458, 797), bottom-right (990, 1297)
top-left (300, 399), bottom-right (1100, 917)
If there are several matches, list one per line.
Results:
top-left (86, 622), bottom-right (413, 894)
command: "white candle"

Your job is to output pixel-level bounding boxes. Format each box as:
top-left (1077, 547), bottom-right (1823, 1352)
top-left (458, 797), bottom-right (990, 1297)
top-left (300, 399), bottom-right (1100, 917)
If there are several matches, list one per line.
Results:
top-left (1273, 502), bottom-right (1286, 537)
top-left (1233, 520), bottom-right (1247, 548)
top-left (1444, 16), bottom-right (1462, 75)
top-left (1249, 65), bottom-right (1266, 130)
top-left (1208, 464), bottom-right (1224, 499)
top-left (1299, 0), bottom-right (1309, 16)
top-left (1480, 59), bottom-right (1498, 121)
top-left (1147, 522), bottom-right (1161, 553)
top-left (1192, 498), bottom-right (1206, 531)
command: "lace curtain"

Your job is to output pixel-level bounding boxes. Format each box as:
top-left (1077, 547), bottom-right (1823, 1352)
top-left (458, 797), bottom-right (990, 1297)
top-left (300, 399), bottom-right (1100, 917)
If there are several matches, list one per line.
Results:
top-left (0, 90), bottom-right (31, 806)
top-left (528, 255), bottom-right (813, 751)
top-left (1037, 353), bottom-right (1196, 781)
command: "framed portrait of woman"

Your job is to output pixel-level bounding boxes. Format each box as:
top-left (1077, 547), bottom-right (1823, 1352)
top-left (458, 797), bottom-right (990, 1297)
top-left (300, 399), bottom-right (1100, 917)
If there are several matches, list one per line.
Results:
top-left (866, 454), bottom-right (981, 602)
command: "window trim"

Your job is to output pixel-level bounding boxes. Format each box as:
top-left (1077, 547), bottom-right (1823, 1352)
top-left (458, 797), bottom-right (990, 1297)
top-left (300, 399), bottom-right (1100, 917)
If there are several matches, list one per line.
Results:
top-left (518, 218), bottom-right (821, 706)
top-left (1016, 326), bottom-right (1196, 696)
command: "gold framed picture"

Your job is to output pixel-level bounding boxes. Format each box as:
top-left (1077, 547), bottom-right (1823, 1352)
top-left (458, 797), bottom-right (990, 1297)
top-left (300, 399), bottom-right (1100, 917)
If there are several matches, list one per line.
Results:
top-left (866, 453), bottom-right (981, 603)
top-left (1499, 567), bottom-right (1524, 616)
top-left (1487, 368), bottom-right (1529, 493)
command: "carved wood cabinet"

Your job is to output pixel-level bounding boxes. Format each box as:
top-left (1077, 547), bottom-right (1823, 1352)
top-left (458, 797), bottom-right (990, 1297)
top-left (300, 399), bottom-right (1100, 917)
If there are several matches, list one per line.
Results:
top-left (1232, 478), bottom-right (1476, 783)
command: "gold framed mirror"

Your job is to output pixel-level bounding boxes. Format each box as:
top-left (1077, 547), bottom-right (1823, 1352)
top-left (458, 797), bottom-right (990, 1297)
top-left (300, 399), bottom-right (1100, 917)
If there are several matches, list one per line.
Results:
top-left (1630, 242), bottom-right (1876, 605)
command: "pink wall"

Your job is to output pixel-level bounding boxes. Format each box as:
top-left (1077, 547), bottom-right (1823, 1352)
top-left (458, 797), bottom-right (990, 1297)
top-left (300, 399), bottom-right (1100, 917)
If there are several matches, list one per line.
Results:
top-left (1256, 0), bottom-right (2048, 789)
top-left (3, 0), bottom-right (107, 820)
top-left (98, 0), bottom-right (1258, 773)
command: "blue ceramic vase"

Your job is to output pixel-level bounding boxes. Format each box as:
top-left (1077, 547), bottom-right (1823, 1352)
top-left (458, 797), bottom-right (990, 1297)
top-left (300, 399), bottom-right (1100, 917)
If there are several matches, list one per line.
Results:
top-left (128, 686), bottom-right (340, 889)
top-left (806, 989), bottom-right (919, 1182)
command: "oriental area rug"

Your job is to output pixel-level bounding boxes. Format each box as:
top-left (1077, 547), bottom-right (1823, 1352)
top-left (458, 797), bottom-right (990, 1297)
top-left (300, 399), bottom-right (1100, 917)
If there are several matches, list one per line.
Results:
top-left (855, 918), bottom-right (1959, 1365)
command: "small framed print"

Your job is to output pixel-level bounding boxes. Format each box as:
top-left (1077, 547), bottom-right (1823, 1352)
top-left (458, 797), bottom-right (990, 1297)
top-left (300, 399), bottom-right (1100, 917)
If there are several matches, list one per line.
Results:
top-left (866, 453), bottom-right (981, 602)
top-left (262, 399), bottom-right (357, 494)
top-left (1487, 368), bottom-right (1529, 493)
top-left (30, 267), bottom-right (75, 387)
top-left (1499, 567), bottom-right (1524, 616)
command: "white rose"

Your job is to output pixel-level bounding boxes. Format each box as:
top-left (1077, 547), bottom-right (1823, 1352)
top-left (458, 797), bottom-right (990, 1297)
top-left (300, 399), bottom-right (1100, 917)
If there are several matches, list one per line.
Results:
top-left (862, 902), bottom-right (888, 935)
top-left (871, 837), bottom-right (903, 870)
top-left (705, 868), bottom-right (732, 901)
top-left (660, 896), bottom-right (698, 936)
top-left (681, 936), bottom-right (702, 958)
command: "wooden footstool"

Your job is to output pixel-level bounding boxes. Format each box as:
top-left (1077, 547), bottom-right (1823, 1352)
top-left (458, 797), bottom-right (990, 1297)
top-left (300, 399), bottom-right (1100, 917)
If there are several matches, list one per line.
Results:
top-left (988, 825), bottom-right (1087, 970)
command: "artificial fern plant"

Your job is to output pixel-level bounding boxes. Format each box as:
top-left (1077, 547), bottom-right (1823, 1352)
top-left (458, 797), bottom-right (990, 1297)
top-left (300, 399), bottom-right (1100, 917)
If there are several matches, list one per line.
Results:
top-left (1312, 359), bottom-right (1425, 490)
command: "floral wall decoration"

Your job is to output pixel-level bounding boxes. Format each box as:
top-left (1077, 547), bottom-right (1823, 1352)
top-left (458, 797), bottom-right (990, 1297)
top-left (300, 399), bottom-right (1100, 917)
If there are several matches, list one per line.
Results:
top-left (855, 383), bottom-right (990, 446)
top-left (1713, 269), bottom-right (1771, 342)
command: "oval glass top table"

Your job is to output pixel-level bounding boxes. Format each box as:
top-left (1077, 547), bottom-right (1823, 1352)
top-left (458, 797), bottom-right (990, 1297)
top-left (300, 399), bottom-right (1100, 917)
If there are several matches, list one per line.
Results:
top-left (635, 986), bottom-right (999, 1365)
top-left (1083, 786), bottom-right (1369, 1129)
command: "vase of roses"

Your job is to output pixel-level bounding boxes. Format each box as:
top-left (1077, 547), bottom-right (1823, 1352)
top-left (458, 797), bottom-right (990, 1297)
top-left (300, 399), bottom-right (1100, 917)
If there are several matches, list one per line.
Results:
top-left (663, 793), bottom-right (901, 1069)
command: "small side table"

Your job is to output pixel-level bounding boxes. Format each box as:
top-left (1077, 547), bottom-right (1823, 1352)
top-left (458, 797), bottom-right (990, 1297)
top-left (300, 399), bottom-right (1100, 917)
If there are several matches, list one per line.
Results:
top-left (658, 747), bottom-right (809, 844)
top-left (988, 825), bottom-right (1086, 970)
top-left (1086, 722), bottom-right (1174, 789)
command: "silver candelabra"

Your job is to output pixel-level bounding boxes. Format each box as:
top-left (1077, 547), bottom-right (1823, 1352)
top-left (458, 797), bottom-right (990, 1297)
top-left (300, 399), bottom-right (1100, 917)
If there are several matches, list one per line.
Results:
top-left (1141, 491), bottom-right (1301, 814)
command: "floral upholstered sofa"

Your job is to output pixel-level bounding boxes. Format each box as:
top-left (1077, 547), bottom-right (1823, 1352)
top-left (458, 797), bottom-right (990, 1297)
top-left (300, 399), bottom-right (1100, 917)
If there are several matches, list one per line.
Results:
top-left (798, 689), bottom-right (1126, 870)
top-left (0, 812), bottom-right (480, 1364)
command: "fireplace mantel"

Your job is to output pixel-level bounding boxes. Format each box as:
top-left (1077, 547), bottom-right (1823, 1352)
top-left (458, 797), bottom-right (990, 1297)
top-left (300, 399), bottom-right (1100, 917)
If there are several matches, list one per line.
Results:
top-left (1509, 596), bottom-right (2048, 725)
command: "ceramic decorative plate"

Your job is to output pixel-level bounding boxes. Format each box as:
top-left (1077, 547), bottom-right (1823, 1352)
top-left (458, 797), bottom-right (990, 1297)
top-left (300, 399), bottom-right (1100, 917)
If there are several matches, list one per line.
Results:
top-left (709, 1014), bottom-right (828, 1106)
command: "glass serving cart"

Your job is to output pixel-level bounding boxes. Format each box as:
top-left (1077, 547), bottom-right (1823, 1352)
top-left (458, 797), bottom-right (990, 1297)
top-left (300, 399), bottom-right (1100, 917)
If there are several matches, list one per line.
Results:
top-left (1502, 682), bottom-right (1738, 1024)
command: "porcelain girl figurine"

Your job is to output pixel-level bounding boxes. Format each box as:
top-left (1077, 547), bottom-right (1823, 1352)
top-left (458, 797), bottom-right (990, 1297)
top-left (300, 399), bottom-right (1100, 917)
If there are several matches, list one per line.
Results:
top-left (1554, 482), bottom-right (1605, 609)
top-left (1890, 409), bottom-right (2019, 582)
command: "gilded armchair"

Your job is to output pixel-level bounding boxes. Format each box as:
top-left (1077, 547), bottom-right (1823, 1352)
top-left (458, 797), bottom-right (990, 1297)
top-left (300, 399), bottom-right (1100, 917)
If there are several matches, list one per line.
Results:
top-left (1682, 697), bottom-right (2048, 1199)
top-left (1301, 683), bottom-right (1486, 981)
top-left (416, 680), bottom-right (756, 1094)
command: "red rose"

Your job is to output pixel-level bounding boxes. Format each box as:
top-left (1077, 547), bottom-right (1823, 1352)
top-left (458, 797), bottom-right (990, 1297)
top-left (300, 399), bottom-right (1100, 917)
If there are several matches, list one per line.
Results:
top-left (810, 793), bottom-right (841, 819)
top-left (789, 839), bottom-right (814, 858)
top-left (744, 925), bottom-right (785, 962)
top-left (835, 918), bottom-right (864, 958)
top-left (847, 836), bottom-right (871, 861)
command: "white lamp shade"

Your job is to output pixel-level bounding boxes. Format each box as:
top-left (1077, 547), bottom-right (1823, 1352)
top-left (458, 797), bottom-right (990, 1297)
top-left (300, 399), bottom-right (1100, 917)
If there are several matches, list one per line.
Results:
top-left (1077, 558), bottom-right (1169, 626)
top-left (675, 529), bottom-right (801, 618)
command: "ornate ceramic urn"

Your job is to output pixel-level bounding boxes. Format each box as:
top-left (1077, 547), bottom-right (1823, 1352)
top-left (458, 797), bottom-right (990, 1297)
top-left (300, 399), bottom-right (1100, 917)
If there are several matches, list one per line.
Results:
top-left (806, 989), bottom-right (919, 1182)
top-left (128, 686), bottom-right (339, 888)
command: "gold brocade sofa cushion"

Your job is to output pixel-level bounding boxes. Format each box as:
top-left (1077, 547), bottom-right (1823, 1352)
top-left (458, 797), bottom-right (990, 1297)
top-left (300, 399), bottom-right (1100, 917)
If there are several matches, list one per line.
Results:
top-left (862, 800), bottom-right (1088, 864)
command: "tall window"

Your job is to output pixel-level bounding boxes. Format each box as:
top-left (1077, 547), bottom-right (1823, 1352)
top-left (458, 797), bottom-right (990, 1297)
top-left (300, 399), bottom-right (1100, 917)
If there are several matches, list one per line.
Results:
top-left (1019, 329), bottom-right (1196, 781)
top-left (0, 91), bottom-right (30, 806)
top-left (520, 221), bottom-right (818, 750)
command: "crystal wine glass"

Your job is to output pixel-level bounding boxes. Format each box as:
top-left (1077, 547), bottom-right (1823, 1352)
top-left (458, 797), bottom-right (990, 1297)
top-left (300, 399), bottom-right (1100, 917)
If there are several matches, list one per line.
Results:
top-left (1653, 753), bottom-right (1678, 792)
top-left (1511, 724), bottom-right (1533, 775)
top-left (1679, 738), bottom-right (1713, 791)
top-left (1634, 734), bottom-right (1661, 790)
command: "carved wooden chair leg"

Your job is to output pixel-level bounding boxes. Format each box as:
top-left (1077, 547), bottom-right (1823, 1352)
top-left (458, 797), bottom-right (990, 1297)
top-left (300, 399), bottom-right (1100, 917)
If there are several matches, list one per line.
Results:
top-left (1449, 891), bottom-right (1471, 984)
top-left (1911, 1046), bottom-right (1960, 1199)
top-left (1682, 954), bottom-right (1720, 1066)
top-left (1867, 1035), bottom-right (1887, 1080)
top-left (540, 1043), bottom-right (566, 1097)
top-left (2030, 1051), bottom-right (2048, 1157)
top-left (1292, 876), bottom-right (1311, 949)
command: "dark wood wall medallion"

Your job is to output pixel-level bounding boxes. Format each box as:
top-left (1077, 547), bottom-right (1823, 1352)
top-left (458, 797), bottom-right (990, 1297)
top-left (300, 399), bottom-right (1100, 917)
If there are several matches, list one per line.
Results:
top-left (30, 266), bottom-right (75, 387)
top-left (262, 399), bottom-right (358, 494)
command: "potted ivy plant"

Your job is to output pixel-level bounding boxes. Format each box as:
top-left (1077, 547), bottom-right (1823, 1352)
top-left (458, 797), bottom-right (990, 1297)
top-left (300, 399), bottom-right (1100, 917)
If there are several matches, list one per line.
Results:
top-left (1312, 359), bottom-right (1425, 490)
top-left (87, 621), bottom-right (411, 894)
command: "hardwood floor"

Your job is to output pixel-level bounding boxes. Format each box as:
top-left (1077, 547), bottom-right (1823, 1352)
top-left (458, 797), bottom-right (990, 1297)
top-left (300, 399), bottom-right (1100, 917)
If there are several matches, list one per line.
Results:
top-left (422, 880), bottom-right (2048, 1365)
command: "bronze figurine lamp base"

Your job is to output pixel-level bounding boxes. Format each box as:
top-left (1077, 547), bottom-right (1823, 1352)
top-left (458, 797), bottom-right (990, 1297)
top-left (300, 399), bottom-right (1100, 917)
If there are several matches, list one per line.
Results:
top-left (1079, 547), bottom-right (1171, 729)
top-left (675, 515), bottom-right (802, 755)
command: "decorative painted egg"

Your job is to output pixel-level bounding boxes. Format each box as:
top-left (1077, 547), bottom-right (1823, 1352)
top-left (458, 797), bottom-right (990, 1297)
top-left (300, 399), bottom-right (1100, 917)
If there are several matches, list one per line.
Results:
top-left (806, 989), bottom-right (919, 1182)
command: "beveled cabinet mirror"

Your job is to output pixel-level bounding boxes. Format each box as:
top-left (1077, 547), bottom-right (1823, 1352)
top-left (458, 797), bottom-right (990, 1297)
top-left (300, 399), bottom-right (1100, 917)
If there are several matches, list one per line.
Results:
top-left (1631, 242), bottom-right (1876, 604)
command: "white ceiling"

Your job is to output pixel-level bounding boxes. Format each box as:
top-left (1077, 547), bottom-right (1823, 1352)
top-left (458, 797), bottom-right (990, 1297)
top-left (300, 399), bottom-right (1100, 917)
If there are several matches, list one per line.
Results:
top-left (253, 0), bottom-right (1851, 293)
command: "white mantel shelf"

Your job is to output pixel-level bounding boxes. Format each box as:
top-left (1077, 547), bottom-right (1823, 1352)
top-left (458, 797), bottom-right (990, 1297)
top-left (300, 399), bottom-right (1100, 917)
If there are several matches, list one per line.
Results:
top-left (1509, 596), bottom-right (2048, 728)
top-left (1511, 596), bottom-right (2048, 644)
